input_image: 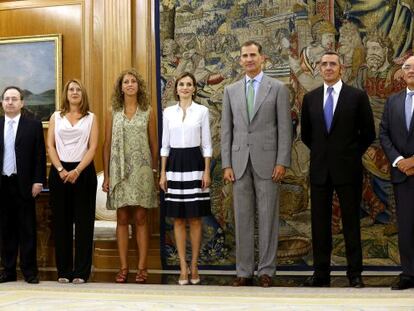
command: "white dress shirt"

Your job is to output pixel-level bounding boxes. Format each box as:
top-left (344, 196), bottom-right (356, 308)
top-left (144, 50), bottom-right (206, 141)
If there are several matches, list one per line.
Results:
top-left (161, 102), bottom-right (212, 157)
top-left (323, 80), bottom-right (343, 113)
top-left (2, 114), bottom-right (20, 175)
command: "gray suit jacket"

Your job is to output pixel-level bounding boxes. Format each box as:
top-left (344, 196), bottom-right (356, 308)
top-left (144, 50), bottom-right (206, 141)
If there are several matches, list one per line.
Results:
top-left (380, 90), bottom-right (414, 183)
top-left (221, 74), bottom-right (292, 179)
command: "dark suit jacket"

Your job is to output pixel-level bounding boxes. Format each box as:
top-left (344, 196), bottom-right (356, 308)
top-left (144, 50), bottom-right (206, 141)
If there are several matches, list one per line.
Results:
top-left (379, 90), bottom-right (414, 184)
top-left (301, 82), bottom-right (375, 185)
top-left (0, 116), bottom-right (46, 199)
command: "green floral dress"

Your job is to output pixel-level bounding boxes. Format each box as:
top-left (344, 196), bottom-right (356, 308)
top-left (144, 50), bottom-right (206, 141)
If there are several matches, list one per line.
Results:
top-left (107, 108), bottom-right (157, 210)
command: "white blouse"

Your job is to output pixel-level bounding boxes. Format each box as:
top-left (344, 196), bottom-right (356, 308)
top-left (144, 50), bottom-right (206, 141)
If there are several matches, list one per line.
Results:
top-left (54, 111), bottom-right (94, 162)
top-left (160, 102), bottom-right (212, 157)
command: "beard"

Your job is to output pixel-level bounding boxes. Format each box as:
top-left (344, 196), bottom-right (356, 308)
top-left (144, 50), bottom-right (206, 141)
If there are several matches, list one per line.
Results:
top-left (366, 54), bottom-right (385, 71)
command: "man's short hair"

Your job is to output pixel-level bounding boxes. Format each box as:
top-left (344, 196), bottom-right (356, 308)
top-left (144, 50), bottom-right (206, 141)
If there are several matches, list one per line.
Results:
top-left (240, 40), bottom-right (262, 54)
top-left (1, 86), bottom-right (24, 100)
top-left (320, 51), bottom-right (342, 64)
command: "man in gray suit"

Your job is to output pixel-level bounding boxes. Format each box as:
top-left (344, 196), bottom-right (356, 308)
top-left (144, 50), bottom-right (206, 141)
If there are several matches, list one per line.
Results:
top-left (221, 40), bottom-right (292, 287)
top-left (380, 55), bottom-right (414, 290)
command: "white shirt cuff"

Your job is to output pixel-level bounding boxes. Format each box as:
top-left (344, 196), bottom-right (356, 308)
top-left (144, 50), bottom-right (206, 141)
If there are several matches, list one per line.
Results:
top-left (160, 147), bottom-right (170, 157)
top-left (392, 156), bottom-right (404, 167)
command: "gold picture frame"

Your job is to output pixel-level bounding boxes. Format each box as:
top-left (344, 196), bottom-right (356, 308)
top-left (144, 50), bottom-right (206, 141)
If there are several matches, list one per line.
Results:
top-left (0, 34), bottom-right (62, 127)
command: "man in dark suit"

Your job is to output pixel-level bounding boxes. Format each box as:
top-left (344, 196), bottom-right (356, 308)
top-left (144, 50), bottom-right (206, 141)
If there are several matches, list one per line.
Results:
top-left (0, 86), bottom-right (46, 284)
top-left (301, 51), bottom-right (375, 288)
top-left (380, 55), bottom-right (414, 290)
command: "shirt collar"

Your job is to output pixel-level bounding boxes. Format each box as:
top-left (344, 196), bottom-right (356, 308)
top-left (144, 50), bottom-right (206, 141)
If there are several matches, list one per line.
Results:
top-left (245, 71), bottom-right (264, 84)
top-left (406, 88), bottom-right (414, 95)
top-left (175, 101), bottom-right (195, 112)
top-left (5, 113), bottom-right (21, 125)
top-left (324, 79), bottom-right (342, 94)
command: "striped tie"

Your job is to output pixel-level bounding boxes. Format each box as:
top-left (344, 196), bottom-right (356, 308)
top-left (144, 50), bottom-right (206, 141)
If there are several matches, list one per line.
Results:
top-left (3, 120), bottom-right (16, 176)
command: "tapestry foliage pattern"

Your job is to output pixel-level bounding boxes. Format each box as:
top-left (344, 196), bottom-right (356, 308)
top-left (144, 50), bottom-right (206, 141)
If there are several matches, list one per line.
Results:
top-left (159, 0), bottom-right (414, 269)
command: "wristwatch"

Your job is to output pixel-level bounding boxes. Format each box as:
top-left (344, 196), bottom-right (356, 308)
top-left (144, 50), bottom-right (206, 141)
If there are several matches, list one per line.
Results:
top-left (57, 166), bottom-right (64, 172)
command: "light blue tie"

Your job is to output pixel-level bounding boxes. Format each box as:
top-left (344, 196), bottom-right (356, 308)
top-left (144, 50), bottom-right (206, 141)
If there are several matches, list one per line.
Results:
top-left (247, 79), bottom-right (255, 121)
top-left (324, 87), bottom-right (334, 132)
top-left (405, 91), bottom-right (414, 130)
top-left (3, 120), bottom-right (16, 176)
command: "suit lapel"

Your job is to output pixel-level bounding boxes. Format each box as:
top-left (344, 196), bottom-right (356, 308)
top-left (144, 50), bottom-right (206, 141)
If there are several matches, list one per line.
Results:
top-left (251, 75), bottom-right (271, 121)
top-left (314, 87), bottom-right (328, 134)
top-left (0, 117), bottom-right (4, 156)
top-left (398, 91), bottom-right (414, 135)
top-left (237, 79), bottom-right (249, 125)
top-left (15, 116), bottom-right (25, 146)
top-left (329, 83), bottom-right (347, 133)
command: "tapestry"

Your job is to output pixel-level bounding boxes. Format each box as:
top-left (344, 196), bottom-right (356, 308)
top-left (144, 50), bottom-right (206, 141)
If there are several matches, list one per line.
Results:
top-left (159, 0), bottom-right (414, 270)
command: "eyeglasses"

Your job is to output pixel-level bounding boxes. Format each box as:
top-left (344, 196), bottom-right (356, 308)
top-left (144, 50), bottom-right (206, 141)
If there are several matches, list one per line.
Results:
top-left (402, 64), bottom-right (414, 71)
top-left (2, 97), bottom-right (20, 102)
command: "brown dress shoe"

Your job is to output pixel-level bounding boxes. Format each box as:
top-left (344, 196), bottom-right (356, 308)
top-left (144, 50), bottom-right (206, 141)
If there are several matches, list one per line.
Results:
top-left (259, 274), bottom-right (272, 287)
top-left (232, 277), bottom-right (253, 286)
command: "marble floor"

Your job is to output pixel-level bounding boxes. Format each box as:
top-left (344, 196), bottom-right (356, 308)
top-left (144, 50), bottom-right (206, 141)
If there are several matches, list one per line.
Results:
top-left (0, 271), bottom-right (412, 311)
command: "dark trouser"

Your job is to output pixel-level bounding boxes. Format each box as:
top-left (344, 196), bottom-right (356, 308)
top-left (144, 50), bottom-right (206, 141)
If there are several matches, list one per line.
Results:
top-left (49, 162), bottom-right (97, 280)
top-left (0, 175), bottom-right (37, 279)
top-left (310, 176), bottom-right (363, 279)
top-left (394, 176), bottom-right (414, 277)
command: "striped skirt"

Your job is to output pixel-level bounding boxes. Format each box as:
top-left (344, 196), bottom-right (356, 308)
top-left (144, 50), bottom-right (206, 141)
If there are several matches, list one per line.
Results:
top-left (164, 147), bottom-right (211, 218)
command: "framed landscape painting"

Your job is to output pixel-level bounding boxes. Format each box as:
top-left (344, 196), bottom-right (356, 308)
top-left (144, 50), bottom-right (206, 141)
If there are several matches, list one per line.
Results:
top-left (0, 34), bottom-right (62, 127)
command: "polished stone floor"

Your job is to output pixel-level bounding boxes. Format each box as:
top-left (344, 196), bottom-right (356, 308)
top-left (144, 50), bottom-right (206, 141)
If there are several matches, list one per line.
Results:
top-left (33, 269), bottom-right (400, 288)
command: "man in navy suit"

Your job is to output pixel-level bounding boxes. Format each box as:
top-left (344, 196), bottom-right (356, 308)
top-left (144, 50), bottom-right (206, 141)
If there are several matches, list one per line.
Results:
top-left (301, 51), bottom-right (375, 288)
top-left (380, 55), bottom-right (414, 290)
top-left (0, 86), bottom-right (46, 284)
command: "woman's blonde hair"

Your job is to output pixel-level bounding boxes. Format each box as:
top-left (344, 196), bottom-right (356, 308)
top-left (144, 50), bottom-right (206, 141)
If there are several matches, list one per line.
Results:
top-left (60, 79), bottom-right (90, 117)
top-left (111, 68), bottom-right (150, 111)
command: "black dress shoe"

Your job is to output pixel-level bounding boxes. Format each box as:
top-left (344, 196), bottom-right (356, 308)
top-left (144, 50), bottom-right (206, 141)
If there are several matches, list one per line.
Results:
top-left (349, 276), bottom-right (364, 288)
top-left (25, 276), bottom-right (39, 284)
top-left (391, 277), bottom-right (414, 290)
top-left (232, 277), bottom-right (253, 287)
top-left (0, 273), bottom-right (17, 283)
top-left (302, 276), bottom-right (330, 287)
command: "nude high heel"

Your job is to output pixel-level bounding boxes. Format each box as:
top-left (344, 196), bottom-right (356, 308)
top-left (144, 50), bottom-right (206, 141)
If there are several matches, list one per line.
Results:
top-left (178, 266), bottom-right (189, 285)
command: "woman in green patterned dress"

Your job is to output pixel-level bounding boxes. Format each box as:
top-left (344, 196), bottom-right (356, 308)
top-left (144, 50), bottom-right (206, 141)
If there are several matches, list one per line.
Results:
top-left (102, 68), bottom-right (158, 283)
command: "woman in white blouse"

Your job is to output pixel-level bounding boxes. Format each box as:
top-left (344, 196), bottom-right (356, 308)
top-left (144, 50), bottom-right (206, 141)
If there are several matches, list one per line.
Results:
top-left (159, 72), bottom-right (212, 285)
top-left (47, 79), bottom-right (99, 284)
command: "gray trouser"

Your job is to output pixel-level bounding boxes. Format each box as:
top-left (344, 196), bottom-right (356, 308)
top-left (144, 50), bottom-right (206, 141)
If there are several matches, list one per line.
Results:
top-left (233, 159), bottom-right (280, 277)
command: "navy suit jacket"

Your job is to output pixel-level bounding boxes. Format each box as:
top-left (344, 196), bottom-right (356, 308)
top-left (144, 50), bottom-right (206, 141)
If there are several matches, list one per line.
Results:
top-left (301, 82), bottom-right (375, 185)
top-left (380, 90), bottom-right (414, 183)
top-left (0, 115), bottom-right (46, 199)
